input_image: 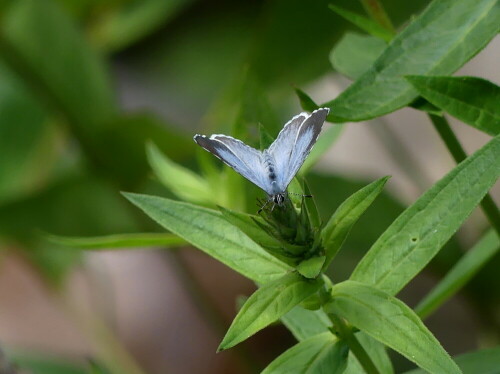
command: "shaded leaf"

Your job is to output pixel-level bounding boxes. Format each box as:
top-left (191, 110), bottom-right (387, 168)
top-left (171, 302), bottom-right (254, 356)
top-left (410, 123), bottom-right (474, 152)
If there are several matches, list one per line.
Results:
top-left (351, 134), bottom-right (500, 295)
top-left (281, 306), bottom-right (331, 341)
top-left (47, 233), bottom-right (187, 250)
top-left (330, 32), bottom-right (386, 80)
top-left (322, 0), bottom-right (500, 122)
top-left (297, 256), bottom-right (326, 279)
top-left (124, 193), bottom-right (291, 283)
top-left (326, 281), bottom-right (461, 374)
top-left (146, 142), bottom-right (213, 205)
top-left (406, 75), bottom-right (500, 136)
top-left (344, 332), bottom-right (394, 374)
top-left (403, 346), bottom-right (500, 374)
top-left (415, 230), bottom-right (499, 319)
top-left (329, 5), bottom-right (393, 42)
top-left (219, 272), bottom-right (322, 350)
top-left (262, 332), bottom-right (348, 374)
top-left (321, 177), bottom-right (389, 271)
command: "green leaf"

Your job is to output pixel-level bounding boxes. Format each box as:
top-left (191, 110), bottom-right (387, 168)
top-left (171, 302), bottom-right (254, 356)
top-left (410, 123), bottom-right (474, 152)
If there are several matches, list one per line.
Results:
top-left (321, 176), bottom-right (390, 271)
top-left (294, 87), bottom-right (320, 113)
top-left (344, 332), bottom-right (394, 374)
top-left (351, 134), bottom-right (500, 295)
top-left (330, 32), bottom-right (386, 81)
top-left (219, 272), bottom-right (322, 350)
top-left (322, 0), bottom-right (500, 122)
top-left (281, 306), bottom-right (331, 341)
top-left (297, 256), bottom-right (326, 279)
top-left (87, 360), bottom-right (111, 374)
top-left (1, 0), bottom-right (117, 133)
top-left (326, 280), bottom-right (461, 374)
top-left (0, 62), bottom-right (54, 205)
top-left (124, 193), bottom-right (291, 283)
top-left (47, 233), bottom-right (187, 250)
top-left (91, 0), bottom-right (195, 52)
top-left (415, 230), bottom-right (499, 319)
top-left (329, 5), bottom-right (394, 43)
top-left (146, 142), bottom-right (213, 205)
top-left (261, 332), bottom-right (348, 374)
top-left (403, 346), bottom-right (500, 374)
top-left (218, 206), bottom-right (282, 249)
top-left (10, 351), bottom-right (86, 374)
top-left (299, 124), bottom-right (344, 176)
top-left (406, 76), bottom-right (500, 136)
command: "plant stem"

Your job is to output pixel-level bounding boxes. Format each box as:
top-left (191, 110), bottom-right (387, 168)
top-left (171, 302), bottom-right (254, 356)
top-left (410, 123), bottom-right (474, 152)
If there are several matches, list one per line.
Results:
top-left (429, 114), bottom-right (500, 237)
top-left (360, 0), bottom-right (396, 34)
top-left (328, 313), bottom-right (380, 374)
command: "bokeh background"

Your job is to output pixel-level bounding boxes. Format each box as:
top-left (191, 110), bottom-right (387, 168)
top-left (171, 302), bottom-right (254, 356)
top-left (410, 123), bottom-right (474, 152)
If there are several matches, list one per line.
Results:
top-left (0, 0), bottom-right (498, 373)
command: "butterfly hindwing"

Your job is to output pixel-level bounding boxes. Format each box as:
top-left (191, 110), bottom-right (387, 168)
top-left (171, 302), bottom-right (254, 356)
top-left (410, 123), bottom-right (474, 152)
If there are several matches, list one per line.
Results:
top-left (194, 134), bottom-right (273, 195)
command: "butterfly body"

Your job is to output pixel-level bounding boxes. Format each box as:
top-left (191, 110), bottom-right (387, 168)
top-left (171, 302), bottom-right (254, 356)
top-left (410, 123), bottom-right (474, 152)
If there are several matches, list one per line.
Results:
top-left (194, 108), bottom-right (330, 208)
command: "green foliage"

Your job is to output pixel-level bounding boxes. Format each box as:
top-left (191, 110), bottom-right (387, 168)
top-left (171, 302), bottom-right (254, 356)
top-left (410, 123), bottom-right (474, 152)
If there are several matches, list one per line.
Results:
top-left (219, 272), bottom-right (323, 351)
top-left (322, 0), bottom-right (500, 122)
top-left (406, 76), bottom-right (500, 136)
top-left (351, 134), bottom-right (500, 295)
top-left (326, 281), bottom-right (461, 374)
top-left (1, 0), bottom-right (499, 372)
top-left (415, 230), bottom-right (500, 319)
top-left (262, 332), bottom-right (348, 374)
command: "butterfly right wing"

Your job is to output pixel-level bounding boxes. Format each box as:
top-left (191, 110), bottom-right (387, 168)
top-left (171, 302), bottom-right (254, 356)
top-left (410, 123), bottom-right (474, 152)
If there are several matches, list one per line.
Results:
top-left (194, 134), bottom-right (273, 195)
top-left (268, 108), bottom-right (329, 190)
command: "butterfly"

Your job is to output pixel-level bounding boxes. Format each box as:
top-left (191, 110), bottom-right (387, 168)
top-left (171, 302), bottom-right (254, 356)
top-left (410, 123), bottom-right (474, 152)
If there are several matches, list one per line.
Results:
top-left (194, 108), bottom-right (330, 210)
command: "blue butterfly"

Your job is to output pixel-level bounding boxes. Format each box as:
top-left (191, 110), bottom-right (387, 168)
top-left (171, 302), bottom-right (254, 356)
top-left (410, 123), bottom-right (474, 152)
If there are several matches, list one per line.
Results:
top-left (194, 108), bottom-right (330, 208)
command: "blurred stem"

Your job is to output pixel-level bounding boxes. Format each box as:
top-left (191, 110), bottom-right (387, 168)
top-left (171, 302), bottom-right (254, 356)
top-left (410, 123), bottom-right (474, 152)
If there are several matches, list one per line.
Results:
top-left (360, 0), bottom-right (396, 34)
top-left (368, 120), bottom-right (431, 192)
top-left (328, 313), bottom-right (380, 374)
top-left (429, 114), bottom-right (500, 237)
top-left (55, 287), bottom-right (147, 374)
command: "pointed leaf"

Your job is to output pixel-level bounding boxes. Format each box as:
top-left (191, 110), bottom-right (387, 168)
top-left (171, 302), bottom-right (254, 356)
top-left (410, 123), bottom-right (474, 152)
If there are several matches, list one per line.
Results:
top-left (146, 142), bottom-right (213, 205)
top-left (403, 346), bottom-right (500, 374)
top-left (219, 272), bottom-right (322, 350)
top-left (281, 306), bottom-right (331, 341)
top-left (297, 256), bottom-right (326, 279)
top-left (262, 332), bottom-right (348, 374)
top-left (326, 281), bottom-right (461, 374)
top-left (321, 177), bottom-right (390, 270)
top-left (1, 0), bottom-right (117, 132)
top-left (47, 233), bottom-right (187, 250)
top-left (294, 87), bottom-right (320, 113)
top-left (322, 0), bottom-right (500, 122)
top-left (351, 134), bottom-right (500, 295)
top-left (124, 193), bottom-right (291, 283)
top-left (415, 230), bottom-right (499, 319)
top-left (329, 5), bottom-right (394, 43)
top-left (406, 76), bottom-right (500, 136)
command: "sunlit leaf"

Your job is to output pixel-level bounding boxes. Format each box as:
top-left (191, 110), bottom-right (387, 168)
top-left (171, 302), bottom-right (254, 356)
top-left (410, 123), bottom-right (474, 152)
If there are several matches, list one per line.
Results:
top-left (351, 134), bottom-right (500, 295)
top-left (219, 272), bottom-right (322, 350)
top-left (262, 332), bottom-right (348, 374)
top-left (326, 281), bottom-right (461, 374)
top-left (322, 0), bottom-right (500, 122)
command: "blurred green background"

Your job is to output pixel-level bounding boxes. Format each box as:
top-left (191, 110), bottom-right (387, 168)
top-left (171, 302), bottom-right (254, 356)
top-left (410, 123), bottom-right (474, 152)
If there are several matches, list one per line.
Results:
top-left (0, 0), bottom-right (498, 373)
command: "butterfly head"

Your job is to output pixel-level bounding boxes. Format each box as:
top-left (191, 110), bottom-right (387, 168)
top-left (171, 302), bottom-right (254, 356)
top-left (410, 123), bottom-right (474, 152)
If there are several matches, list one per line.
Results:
top-left (272, 193), bottom-right (286, 206)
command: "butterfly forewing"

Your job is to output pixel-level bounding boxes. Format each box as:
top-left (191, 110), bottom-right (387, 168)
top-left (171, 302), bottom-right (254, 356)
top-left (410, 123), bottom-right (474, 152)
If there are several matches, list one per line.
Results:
top-left (269, 108), bottom-right (329, 189)
top-left (194, 134), bottom-right (273, 194)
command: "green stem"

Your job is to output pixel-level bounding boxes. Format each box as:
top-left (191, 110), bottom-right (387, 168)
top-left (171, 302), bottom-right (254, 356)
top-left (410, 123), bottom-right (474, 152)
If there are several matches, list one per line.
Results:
top-left (328, 313), bottom-right (380, 374)
top-left (360, 0), bottom-right (396, 33)
top-left (429, 114), bottom-right (500, 237)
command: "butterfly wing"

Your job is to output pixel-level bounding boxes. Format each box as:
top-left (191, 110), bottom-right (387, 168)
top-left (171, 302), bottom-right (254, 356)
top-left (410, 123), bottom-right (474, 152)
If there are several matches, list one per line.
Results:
top-left (268, 108), bottom-right (329, 190)
top-left (194, 134), bottom-right (273, 194)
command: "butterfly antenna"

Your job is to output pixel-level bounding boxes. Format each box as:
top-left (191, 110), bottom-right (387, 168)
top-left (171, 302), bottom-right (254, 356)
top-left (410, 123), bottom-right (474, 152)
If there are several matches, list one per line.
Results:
top-left (258, 198), bottom-right (272, 214)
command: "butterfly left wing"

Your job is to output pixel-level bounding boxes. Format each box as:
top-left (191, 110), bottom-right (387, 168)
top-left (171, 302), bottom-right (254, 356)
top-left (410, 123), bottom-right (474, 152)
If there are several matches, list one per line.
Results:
top-left (194, 134), bottom-right (273, 194)
top-left (268, 108), bottom-right (329, 190)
